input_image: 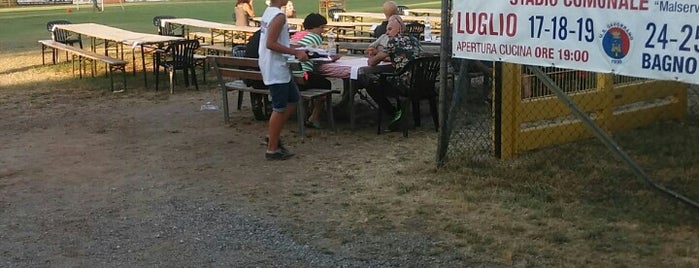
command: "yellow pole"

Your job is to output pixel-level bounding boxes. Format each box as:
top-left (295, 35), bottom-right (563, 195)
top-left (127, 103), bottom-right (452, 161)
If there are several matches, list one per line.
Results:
top-left (499, 63), bottom-right (521, 159)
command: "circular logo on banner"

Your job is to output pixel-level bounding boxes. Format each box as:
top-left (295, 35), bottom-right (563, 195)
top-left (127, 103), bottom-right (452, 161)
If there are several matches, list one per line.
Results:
top-left (600, 23), bottom-right (632, 63)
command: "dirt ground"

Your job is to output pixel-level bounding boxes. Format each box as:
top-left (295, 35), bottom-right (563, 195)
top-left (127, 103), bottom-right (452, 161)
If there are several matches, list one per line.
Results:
top-left (0, 52), bottom-right (497, 266)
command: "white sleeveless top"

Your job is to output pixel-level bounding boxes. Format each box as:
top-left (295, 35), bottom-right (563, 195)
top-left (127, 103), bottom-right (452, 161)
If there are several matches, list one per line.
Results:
top-left (258, 7), bottom-right (290, 85)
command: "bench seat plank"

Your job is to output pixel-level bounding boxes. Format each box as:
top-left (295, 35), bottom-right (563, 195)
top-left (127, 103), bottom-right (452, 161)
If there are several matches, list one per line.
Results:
top-left (39, 39), bottom-right (127, 91)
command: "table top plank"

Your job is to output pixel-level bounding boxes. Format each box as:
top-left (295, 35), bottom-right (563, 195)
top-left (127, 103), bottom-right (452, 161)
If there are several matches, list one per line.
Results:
top-left (406, 8), bottom-right (442, 16)
top-left (251, 17), bottom-right (377, 29)
top-left (335, 12), bottom-right (442, 24)
top-left (161, 18), bottom-right (259, 33)
top-left (54, 23), bottom-right (184, 47)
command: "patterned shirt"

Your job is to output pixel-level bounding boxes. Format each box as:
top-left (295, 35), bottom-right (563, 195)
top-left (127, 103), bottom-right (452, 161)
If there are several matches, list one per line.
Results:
top-left (383, 34), bottom-right (422, 89)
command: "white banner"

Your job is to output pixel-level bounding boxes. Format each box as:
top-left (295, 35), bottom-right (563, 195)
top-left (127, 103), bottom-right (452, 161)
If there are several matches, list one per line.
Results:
top-left (452, 0), bottom-right (699, 85)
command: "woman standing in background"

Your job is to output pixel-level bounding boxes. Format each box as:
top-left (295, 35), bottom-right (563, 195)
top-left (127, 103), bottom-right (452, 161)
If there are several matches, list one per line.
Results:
top-left (234, 0), bottom-right (255, 26)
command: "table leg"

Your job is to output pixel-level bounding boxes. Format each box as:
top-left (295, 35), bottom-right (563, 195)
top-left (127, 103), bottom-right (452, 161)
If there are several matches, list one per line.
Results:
top-left (349, 78), bottom-right (355, 129)
top-left (141, 44), bottom-right (148, 88)
top-left (132, 47), bottom-right (136, 76)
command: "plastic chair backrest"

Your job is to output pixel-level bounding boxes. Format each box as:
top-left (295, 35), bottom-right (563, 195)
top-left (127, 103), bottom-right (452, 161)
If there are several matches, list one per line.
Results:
top-left (165, 40), bottom-right (200, 67)
top-left (231, 45), bottom-right (247, 57)
top-left (404, 21), bottom-right (425, 40)
top-left (152, 15), bottom-right (178, 36)
top-left (404, 56), bottom-right (440, 99)
top-left (47, 20), bottom-right (71, 32)
top-left (328, 8), bottom-right (345, 21)
top-left (46, 20), bottom-right (72, 42)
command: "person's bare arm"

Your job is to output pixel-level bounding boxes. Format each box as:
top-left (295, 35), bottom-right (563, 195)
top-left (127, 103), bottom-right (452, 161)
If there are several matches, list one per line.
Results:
top-left (367, 51), bottom-right (389, 66)
top-left (265, 14), bottom-right (308, 61)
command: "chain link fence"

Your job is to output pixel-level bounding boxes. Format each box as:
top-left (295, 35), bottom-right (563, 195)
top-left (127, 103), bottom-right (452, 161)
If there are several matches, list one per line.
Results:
top-left (440, 60), bottom-right (699, 163)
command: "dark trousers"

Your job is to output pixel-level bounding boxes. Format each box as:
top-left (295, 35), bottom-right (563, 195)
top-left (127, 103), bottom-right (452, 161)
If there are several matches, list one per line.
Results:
top-left (299, 72), bottom-right (331, 90)
top-left (359, 72), bottom-right (399, 117)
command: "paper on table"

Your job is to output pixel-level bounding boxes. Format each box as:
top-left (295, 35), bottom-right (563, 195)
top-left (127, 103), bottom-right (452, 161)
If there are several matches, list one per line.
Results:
top-left (296, 46), bottom-right (330, 55)
top-left (295, 46), bottom-right (331, 61)
top-left (344, 57), bottom-right (371, 80)
top-left (349, 58), bottom-right (391, 80)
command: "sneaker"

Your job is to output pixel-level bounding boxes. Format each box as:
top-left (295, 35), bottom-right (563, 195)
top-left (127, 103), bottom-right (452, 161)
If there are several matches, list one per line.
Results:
top-left (264, 136), bottom-right (289, 153)
top-left (265, 149), bottom-right (295, 160)
top-left (305, 120), bottom-right (322, 129)
top-left (387, 110), bottom-right (402, 131)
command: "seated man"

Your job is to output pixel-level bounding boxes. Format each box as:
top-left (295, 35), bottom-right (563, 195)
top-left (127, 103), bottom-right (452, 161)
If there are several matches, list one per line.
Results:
top-left (372, 1), bottom-right (400, 38)
top-left (367, 2), bottom-right (403, 57)
top-left (358, 14), bottom-right (421, 130)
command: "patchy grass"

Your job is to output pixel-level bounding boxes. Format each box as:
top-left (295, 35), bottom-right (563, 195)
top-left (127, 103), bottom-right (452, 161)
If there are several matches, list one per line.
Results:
top-left (1, 1), bottom-right (697, 266)
top-left (4, 42), bottom-right (698, 268)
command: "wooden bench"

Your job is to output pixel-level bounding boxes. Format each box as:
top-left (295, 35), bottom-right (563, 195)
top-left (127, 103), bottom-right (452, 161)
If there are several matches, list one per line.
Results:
top-left (209, 55), bottom-right (335, 138)
top-left (189, 31), bottom-right (244, 46)
top-left (39, 39), bottom-right (127, 92)
top-left (200, 44), bottom-right (231, 56)
top-left (337, 35), bottom-right (376, 43)
top-left (337, 42), bottom-right (370, 54)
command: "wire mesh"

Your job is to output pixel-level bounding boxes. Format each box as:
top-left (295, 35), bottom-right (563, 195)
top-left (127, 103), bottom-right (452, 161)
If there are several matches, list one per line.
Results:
top-left (440, 60), bottom-right (698, 162)
top-left (522, 67), bottom-right (597, 99)
top-left (690, 84), bottom-right (699, 122)
top-left (442, 59), bottom-right (494, 163)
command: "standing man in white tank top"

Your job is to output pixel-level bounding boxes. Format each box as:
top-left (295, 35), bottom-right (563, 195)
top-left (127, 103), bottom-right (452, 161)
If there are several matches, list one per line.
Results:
top-left (259, 0), bottom-right (309, 160)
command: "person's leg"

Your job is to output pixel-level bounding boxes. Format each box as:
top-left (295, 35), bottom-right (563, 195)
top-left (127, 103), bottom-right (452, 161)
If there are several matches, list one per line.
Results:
top-left (337, 65), bottom-right (392, 109)
top-left (305, 73), bottom-right (331, 126)
top-left (267, 81), bottom-right (299, 155)
top-left (361, 73), bottom-right (396, 116)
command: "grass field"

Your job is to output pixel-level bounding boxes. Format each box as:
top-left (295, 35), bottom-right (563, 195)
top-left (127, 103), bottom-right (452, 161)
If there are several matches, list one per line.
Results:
top-left (1, 1), bottom-right (698, 266)
top-left (0, 0), bottom-right (440, 52)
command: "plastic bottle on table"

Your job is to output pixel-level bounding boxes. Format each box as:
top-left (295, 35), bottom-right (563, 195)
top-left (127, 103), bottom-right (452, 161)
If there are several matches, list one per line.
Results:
top-left (423, 16), bottom-right (432, 42)
top-left (326, 29), bottom-right (337, 56)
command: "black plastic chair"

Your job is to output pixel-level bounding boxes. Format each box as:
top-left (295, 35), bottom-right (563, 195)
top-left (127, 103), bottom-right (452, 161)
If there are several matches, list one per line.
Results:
top-left (379, 56), bottom-right (440, 137)
top-left (152, 15), bottom-right (183, 37)
top-left (328, 8), bottom-right (345, 22)
top-left (154, 40), bottom-right (200, 93)
top-left (231, 45), bottom-right (247, 57)
top-left (46, 20), bottom-right (83, 63)
top-left (404, 21), bottom-right (425, 41)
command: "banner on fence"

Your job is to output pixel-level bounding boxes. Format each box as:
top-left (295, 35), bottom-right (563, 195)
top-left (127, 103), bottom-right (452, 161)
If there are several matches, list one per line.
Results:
top-left (452, 0), bottom-right (699, 85)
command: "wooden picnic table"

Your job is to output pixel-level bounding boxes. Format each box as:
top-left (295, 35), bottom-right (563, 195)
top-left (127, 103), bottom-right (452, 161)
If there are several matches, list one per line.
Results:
top-left (251, 17), bottom-right (377, 30)
top-left (317, 56), bottom-right (391, 128)
top-left (406, 8), bottom-right (441, 16)
top-left (334, 12), bottom-right (441, 24)
top-left (316, 42), bottom-right (441, 128)
top-left (53, 23), bottom-right (184, 87)
top-left (160, 18), bottom-right (258, 45)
